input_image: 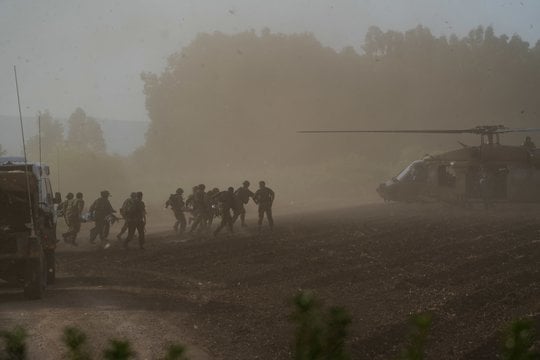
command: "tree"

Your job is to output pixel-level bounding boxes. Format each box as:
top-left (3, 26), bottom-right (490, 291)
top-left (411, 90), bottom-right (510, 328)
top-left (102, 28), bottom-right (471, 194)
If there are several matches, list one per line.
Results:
top-left (27, 110), bottom-right (64, 161)
top-left (66, 107), bottom-right (106, 153)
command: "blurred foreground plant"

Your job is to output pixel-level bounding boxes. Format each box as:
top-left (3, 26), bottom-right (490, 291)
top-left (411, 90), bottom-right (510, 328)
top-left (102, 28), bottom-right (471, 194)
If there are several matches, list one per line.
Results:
top-left (63, 327), bottom-right (91, 360)
top-left (103, 339), bottom-right (136, 360)
top-left (0, 327), bottom-right (27, 360)
top-left (291, 291), bottom-right (352, 360)
top-left (400, 313), bottom-right (432, 360)
top-left (162, 344), bottom-right (189, 360)
top-left (502, 319), bottom-right (540, 360)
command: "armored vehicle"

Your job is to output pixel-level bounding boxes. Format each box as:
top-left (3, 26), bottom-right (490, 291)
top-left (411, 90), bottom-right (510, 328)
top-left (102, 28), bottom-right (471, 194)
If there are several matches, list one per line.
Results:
top-left (0, 157), bottom-right (61, 299)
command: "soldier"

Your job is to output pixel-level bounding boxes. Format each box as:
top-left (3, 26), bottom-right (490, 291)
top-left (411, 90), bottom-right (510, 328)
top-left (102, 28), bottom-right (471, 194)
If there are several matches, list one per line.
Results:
top-left (117, 192), bottom-right (136, 240)
top-left (89, 190), bottom-right (115, 247)
top-left (189, 184), bottom-right (210, 233)
top-left (523, 136), bottom-right (536, 151)
top-left (213, 187), bottom-right (235, 236)
top-left (166, 188), bottom-right (187, 235)
top-left (185, 186), bottom-right (198, 225)
top-left (124, 191), bottom-right (146, 249)
top-left (206, 187), bottom-right (220, 226)
top-left (75, 192), bottom-right (85, 214)
top-left (61, 193), bottom-right (76, 244)
top-left (65, 192), bottom-right (84, 245)
top-left (232, 180), bottom-right (254, 227)
top-left (479, 168), bottom-right (493, 210)
top-left (254, 181), bottom-right (275, 231)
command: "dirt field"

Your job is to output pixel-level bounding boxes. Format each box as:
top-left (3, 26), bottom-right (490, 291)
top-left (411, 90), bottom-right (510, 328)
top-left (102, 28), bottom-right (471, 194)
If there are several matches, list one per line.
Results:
top-left (1, 203), bottom-right (539, 359)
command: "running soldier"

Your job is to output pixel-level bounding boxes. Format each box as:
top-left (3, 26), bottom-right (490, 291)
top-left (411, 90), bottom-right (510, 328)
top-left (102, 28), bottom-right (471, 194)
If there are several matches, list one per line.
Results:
top-left (254, 181), bottom-right (275, 231)
top-left (124, 191), bottom-right (146, 249)
top-left (75, 192), bottom-right (85, 214)
top-left (207, 187), bottom-right (220, 226)
top-left (117, 192), bottom-right (136, 240)
top-left (189, 184), bottom-right (210, 233)
top-left (213, 187), bottom-right (235, 236)
top-left (166, 188), bottom-right (187, 235)
top-left (522, 136), bottom-right (536, 151)
top-left (232, 180), bottom-right (254, 227)
top-left (89, 190), bottom-right (115, 247)
top-left (65, 192), bottom-right (84, 245)
top-left (61, 193), bottom-right (77, 245)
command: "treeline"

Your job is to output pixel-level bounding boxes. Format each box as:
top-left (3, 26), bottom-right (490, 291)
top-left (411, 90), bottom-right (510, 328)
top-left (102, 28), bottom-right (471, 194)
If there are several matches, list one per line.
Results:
top-left (24, 108), bottom-right (128, 199)
top-left (137, 25), bottom-right (540, 204)
top-left (11, 25), bottom-right (540, 205)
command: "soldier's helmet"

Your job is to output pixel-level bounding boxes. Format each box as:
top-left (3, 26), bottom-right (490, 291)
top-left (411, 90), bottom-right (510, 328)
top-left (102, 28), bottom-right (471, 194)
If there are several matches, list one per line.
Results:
top-left (130, 192), bottom-right (137, 199)
top-left (259, 181), bottom-right (266, 187)
top-left (101, 190), bottom-right (110, 198)
top-left (176, 188), bottom-right (184, 194)
top-left (243, 180), bottom-right (250, 186)
top-left (66, 192), bottom-right (74, 199)
top-left (76, 192), bottom-right (83, 199)
top-left (228, 187), bottom-right (234, 192)
top-left (198, 184), bottom-right (206, 190)
top-left (212, 187), bottom-right (219, 193)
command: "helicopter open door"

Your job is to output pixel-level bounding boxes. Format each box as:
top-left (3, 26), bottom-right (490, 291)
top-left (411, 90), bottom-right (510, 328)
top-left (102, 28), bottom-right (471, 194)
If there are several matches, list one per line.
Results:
top-left (465, 165), bottom-right (509, 200)
top-left (492, 166), bottom-right (509, 199)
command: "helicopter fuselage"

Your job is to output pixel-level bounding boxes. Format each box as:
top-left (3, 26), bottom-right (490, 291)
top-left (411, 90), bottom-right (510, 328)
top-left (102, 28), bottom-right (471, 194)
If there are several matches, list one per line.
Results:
top-left (377, 145), bottom-right (540, 203)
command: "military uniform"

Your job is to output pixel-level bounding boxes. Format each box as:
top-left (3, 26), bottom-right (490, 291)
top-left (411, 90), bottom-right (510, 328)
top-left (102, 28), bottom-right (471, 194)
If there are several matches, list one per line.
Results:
top-left (117, 194), bottom-right (136, 239)
top-left (166, 191), bottom-right (187, 234)
top-left (89, 192), bottom-right (115, 245)
top-left (232, 184), bottom-right (254, 227)
top-left (61, 194), bottom-right (77, 244)
top-left (124, 194), bottom-right (146, 249)
top-left (254, 183), bottom-right (275, 230)
top-left (213, 188), bottom-right (235, 236)
top-left (189, 187), bottom-right (210, 233)
top-left (65, 196), bottom-right (84, 245)
top-left (523, 137), bottom-right (536, 151)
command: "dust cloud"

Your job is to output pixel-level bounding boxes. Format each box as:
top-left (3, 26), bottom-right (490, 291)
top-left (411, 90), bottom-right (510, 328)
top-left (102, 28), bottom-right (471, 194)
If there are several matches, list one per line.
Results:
top-left (16, 26), bottom-right (540, 214)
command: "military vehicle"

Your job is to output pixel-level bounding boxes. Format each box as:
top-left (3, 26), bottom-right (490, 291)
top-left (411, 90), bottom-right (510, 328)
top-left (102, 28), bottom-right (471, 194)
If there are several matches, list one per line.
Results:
top-left (0, 156), bottom-right (61, 299)
top-left (300, 126), bottom-right (540, 204)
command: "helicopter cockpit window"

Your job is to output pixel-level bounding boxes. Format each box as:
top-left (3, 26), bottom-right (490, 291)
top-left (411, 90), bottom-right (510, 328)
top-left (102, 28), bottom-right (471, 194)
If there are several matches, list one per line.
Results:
top-left (396, 161), bottom-right (427, 183)
top-left (438, 165), bottom-right (456, 187)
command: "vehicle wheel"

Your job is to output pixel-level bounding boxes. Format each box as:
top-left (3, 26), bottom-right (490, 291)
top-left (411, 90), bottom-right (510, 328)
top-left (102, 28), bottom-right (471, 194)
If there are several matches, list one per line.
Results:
top-left (45, 249), bottom-right (56, 284)
top-left (23, 250), bottom-right (45, 300)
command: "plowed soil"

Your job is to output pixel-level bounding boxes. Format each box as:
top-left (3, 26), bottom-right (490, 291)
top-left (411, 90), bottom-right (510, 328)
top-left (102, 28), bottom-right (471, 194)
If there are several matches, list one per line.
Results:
top-left (1, 203), bottom-right (539, 359)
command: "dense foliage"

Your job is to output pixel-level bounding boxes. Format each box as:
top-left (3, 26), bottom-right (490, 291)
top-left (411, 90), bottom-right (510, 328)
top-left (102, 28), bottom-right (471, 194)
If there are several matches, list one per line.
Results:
top-left (137, 25), bottom-right (540, 202)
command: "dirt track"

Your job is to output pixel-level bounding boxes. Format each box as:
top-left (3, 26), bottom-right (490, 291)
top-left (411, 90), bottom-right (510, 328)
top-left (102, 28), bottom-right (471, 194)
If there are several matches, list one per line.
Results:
top-left (1, 203), bottom-right (539, 359)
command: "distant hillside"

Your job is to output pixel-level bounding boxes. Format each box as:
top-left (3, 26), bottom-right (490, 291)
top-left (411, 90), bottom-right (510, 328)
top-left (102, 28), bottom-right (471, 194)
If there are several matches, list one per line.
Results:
top-left (0, 115), bottom-right (148, 156)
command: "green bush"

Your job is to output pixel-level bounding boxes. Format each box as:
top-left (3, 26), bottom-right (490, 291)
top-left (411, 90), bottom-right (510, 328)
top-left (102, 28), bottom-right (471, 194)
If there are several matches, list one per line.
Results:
top-left (502, 319), bottom-right (540, 360)
top-left (0, 327), bottom-right (27, 360)
top-left (400, 313), bottom-right (432, 360)
top-left (0, 296), bottom-right (537, 359)
top-left (63, 327), bottom-right (91, 360)
top-left (291, 291), bottom-right (352, 360)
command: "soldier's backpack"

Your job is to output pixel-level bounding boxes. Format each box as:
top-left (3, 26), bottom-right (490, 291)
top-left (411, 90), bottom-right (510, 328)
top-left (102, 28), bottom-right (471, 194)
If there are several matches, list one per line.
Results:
top-left (65, 199), bottom-right (79, 220)
top-left (123, 198), bottom-right (136, 218)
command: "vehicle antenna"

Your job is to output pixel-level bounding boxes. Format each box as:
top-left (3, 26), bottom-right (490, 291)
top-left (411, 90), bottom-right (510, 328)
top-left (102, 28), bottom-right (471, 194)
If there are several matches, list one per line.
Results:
top-left (38, 113), bottom-right (42, 167)
top-left (14, 65), bottom-right (35, 235)
top-left (56, 145), bottom-right (60, 193)
top-left (38, 113), bottom-right (43, 205)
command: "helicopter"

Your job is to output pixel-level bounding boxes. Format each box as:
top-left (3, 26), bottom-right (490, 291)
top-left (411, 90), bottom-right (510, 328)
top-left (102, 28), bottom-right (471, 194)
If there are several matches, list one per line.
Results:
top-left (300, 125), bottom-right (540, 204)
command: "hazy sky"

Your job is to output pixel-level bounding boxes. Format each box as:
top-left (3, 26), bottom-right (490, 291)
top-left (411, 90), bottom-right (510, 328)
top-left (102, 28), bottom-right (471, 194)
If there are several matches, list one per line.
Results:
top-left (1, 0), bottom-right (539, 122)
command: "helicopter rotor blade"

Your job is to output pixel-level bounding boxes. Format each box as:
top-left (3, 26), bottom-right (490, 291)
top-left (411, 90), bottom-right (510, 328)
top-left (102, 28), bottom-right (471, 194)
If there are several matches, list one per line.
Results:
top-left (299, 126), bottom-right (540, 135)
top-left (496, 128), bottom-right (540, 133)
top-left (298, 129), bottom-right (478, 134)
